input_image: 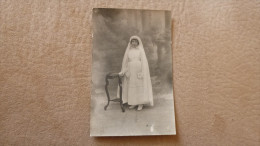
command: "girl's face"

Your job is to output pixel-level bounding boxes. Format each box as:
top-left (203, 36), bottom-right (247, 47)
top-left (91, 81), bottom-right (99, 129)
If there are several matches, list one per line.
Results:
top-left (130, 39), bottom-right (139, 48)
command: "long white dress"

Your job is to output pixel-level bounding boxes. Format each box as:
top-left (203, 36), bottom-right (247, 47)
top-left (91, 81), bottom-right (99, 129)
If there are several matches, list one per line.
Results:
top-left (126, 48), bottom-right (145, 105)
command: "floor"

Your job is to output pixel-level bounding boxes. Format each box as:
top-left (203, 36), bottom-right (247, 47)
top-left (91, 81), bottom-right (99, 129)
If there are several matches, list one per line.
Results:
top-left (90, 93), bottom-right (176, 136)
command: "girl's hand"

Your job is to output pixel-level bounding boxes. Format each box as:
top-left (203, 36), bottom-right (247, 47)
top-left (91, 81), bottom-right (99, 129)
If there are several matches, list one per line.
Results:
top-left (118, 72), bottom-right (124, 77)
top-left (137, 72), bottom-right (143, 79)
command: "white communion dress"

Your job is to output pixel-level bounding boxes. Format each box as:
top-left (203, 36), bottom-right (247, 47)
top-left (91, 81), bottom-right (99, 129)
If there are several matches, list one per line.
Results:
top-left (126, 47), bottom-right (145, 105)
top-left (118, 36), bottom-right (154, 106)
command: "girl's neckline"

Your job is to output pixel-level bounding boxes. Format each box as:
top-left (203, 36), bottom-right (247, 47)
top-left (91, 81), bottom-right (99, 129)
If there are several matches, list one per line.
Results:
top-left (130, 47), bottom-right (139, 50)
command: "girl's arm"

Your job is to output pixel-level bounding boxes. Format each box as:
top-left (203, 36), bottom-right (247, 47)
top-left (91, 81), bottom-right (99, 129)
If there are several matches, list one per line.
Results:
top-left (141, 51), bottom-right (143, 73)
top-left (119, 56), bottom-right (128, 76)
top-left (138, 50), bottom-right (143, 79)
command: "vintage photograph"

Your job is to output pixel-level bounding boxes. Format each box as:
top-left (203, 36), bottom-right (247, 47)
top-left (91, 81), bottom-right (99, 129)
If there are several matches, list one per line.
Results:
top-left (90, 8), bottom-right (176, 136)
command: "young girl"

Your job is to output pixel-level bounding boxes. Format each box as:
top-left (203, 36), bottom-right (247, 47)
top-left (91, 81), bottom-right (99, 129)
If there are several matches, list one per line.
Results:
top-left (119, 36), bottom-right (154, 110)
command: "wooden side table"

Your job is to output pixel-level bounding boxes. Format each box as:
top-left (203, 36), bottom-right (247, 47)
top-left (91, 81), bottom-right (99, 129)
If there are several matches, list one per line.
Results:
top-left (104, 73), bottom-right (125, 112)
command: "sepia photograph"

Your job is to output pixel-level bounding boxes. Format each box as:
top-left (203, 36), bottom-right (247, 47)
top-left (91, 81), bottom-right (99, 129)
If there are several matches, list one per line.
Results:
top-left (90, 8), bottom-right (176, 136)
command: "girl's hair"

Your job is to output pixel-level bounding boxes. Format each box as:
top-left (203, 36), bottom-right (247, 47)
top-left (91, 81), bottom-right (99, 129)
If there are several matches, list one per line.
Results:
top-left (130, 38), bottom-right (139, 45)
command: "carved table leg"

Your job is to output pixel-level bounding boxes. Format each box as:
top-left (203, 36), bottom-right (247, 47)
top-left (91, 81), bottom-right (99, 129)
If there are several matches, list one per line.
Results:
top-left (104, 75), bottom-right (110, 110)
top-left (119, 76), bottom-right (125, 112)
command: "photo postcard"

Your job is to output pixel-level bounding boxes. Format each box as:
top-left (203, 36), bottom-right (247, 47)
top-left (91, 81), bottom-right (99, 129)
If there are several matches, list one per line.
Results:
top-left (90, 8), bottom-right (176, 136)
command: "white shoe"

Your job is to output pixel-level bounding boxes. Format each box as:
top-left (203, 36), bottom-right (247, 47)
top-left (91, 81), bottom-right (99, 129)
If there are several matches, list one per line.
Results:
top-left (137, 105), bottom-right (143, 111)
top-left (129, 105), bottom-right (137, 109)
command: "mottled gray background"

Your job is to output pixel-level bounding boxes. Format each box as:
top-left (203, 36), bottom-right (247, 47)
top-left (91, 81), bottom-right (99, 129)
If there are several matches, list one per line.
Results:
top-left (92, 8), bottom-right (173, 97)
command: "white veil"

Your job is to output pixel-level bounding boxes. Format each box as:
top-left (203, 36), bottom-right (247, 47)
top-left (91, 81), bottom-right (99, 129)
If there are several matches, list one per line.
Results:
top-left (118, 36), bottom-right (154, 106)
